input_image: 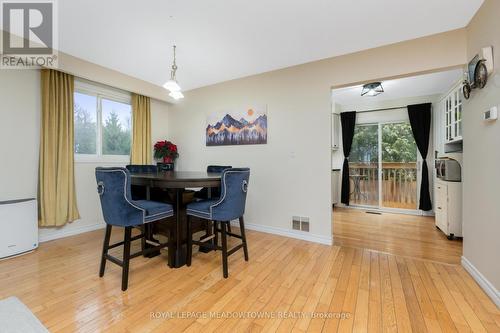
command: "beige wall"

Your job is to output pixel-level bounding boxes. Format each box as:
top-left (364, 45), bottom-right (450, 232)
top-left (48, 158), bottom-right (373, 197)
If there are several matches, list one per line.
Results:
top-left (0, 70), bottom-right (40, 202)
top-left (0, 69), bottom-right (170, 241)
top-left (168, 29), bottom-right (467, 243)
top-left (463, 0), bottom-right (500, 292)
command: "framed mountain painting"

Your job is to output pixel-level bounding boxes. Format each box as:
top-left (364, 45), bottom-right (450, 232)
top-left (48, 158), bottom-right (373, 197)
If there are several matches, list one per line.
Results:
top-left (206, 106), bottom-right (267, 146)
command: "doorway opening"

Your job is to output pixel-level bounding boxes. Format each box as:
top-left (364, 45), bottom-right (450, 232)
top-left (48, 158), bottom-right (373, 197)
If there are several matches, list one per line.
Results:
top-left (330, 68), bottom-right (464, 263)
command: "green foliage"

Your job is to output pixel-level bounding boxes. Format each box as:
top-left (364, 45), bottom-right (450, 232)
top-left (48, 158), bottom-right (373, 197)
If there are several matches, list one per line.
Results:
top-left (74, 104), bottom-right (96, 154)
top-left (382, 123), bottom-right (417, 162)
top-left (350, 125), bottom-right (378, 162)
top-left (350, 123), bottom-right (417, 163)
top-left (102, 111), bottom-right (131, 155)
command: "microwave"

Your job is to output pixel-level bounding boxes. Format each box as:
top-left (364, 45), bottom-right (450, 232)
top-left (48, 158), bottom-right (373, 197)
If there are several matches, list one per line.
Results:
top-left (435, 158), bottom-right (461, 182)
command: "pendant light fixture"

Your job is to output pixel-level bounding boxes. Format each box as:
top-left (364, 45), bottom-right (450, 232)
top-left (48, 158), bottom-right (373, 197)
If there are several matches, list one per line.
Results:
top-left (361, 82), bottom-right (384, 97)
top-left (163, 45), bottom-right (184, 100)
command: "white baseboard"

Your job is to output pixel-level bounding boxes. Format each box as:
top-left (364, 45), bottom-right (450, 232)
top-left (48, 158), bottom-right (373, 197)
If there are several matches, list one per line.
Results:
top-left (38, 221), bottom-right (105, 243)
top-left (231, 221), bottom-right (332, 246)
top-left (461, 256), bottom-right (500, 308)
top-left (38, 219), bottom-right (333, 246)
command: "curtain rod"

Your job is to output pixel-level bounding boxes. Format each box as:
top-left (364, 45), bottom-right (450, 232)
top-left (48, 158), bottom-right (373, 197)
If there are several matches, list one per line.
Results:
top-left (354, 106), bottom-right (407, 114)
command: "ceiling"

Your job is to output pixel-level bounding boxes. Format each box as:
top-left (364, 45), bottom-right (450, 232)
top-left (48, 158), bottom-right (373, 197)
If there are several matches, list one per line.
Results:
top-left (58, 0), bottom-right (483, 91)
top-left (331, 69), bottom-right (463, 105)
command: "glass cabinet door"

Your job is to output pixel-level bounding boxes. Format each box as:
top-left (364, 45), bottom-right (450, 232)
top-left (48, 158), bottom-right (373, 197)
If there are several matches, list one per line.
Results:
top-left (444, 85), bottom-right (463, 143)
top-left (445, 96), bottom-right (452, 142)
top-left (454, 88), bottom-right (463, 139)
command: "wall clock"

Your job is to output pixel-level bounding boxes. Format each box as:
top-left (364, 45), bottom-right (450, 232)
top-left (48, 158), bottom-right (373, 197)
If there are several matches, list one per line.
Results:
top-left (475, 60), bottom-right (488, 89)
top-left (463, 81), bottom-right (471, 99)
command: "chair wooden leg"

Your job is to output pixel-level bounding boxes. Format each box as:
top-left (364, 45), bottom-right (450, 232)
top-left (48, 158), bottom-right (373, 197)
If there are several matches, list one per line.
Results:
top-left (141, 224), bottom-right (146, 253)
top-left (213, 220), bottom-right (218, 251)
top-left (122, 226), bottom-right (132, 291)
top-left (99, 225), bottom-right (112, 277)
top-left (186, 215), bottom-right (192, 266)
top-left (239, 217), bottom-right (249, 261)
top-left (227, 223), bottom-right (232, 236)
top-left (221, 222), bottom-right (228, 278)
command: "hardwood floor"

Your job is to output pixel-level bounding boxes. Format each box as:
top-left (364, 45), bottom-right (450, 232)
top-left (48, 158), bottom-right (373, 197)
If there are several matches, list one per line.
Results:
top-left (333, 207), bottom-right (463, 264)
top-left (0, 221), bottom-right (498, 332)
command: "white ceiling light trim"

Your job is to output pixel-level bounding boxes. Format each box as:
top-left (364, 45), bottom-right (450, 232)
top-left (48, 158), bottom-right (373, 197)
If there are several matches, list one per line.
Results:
top-left (163, 45), bottom-right (184, 99)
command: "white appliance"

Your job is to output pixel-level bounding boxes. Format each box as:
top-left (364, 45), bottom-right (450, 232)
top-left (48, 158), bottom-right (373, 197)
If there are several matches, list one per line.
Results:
top-left (434, 154), bottom-right (463, 239)
top-left (331, 169), bottom-right (341, 206)
top-left (0, 199), bottom-right (38, 259)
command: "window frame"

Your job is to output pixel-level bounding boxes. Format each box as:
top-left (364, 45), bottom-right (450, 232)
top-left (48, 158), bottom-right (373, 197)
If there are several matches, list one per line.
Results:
top-left (74, 79), bottom-right (133, 164)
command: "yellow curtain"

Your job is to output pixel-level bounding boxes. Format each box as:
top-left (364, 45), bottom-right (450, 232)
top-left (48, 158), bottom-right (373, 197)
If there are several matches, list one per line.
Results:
top-left (130, 93), bottom-right (152, 164)
top-left (38, 69), bottom-right (80, 227)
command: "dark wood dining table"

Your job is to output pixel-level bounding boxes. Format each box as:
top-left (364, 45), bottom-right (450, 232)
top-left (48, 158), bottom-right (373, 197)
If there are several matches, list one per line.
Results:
top-left (130, 171), bottom-right (221, 268)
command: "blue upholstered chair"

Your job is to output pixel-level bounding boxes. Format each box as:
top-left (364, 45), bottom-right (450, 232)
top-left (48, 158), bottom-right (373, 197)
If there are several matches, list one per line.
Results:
top-left (207, 165), bottom-right (233, 174)
top-left (95, 167), bottom-right (174, 291)
top-left (126, 164), bottom-right (160, 200)
top-left (186, 168), bottom-right (250, 278)
top-left (193, 165), bottom-right (234, 234)
top-left (125, 164), bottom-right (159, 174)
top-left (194, 165), bottom-right (232, 199)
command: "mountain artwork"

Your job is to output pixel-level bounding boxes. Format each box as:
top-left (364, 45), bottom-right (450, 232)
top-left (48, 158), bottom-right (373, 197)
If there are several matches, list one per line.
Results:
top-left (206, 106), bottom-right (267, 146)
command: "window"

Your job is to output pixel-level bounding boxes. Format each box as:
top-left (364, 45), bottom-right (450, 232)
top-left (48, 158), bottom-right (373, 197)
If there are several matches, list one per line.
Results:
top-left (74, 80), bottom-right (132, 162)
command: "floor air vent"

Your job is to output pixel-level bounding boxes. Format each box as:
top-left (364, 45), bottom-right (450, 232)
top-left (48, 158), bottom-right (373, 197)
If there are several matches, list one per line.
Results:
top-left (292, 216), bottom-right (310, 231)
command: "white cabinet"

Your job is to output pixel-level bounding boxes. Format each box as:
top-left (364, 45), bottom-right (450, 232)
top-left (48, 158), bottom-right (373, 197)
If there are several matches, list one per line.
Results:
top-left (434, 179), bottom-right (462, 239)
top-left (443, 84), bottom-right (463, 143)
top-left (331, 113), bottom-right (340, 150)
top-left (434, 183), bottom-right (448, 233)
top-left (435, 82), bottom-right (463, 156)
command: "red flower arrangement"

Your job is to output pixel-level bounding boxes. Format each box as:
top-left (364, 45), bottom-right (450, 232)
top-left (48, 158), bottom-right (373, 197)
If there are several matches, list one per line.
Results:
top-left (154, 140), bottom-right (179, 163)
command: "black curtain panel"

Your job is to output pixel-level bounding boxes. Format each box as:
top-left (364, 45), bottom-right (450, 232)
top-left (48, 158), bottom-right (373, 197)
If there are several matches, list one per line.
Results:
top-left (407, 103), bottom-right (432, 211)
top-left (340, 111), bottom-right (356, 205)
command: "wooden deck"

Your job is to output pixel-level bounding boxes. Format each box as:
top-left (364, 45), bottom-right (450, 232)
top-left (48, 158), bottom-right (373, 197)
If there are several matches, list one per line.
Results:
top-left (349, 162), bottom-right (418, 209)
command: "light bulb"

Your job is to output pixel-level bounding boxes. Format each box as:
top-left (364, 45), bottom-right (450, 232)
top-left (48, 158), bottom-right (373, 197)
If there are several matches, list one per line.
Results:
top-left (169, 91), bottom-right (184, 100)
top-left (163, 80), bottom-right (181, 92)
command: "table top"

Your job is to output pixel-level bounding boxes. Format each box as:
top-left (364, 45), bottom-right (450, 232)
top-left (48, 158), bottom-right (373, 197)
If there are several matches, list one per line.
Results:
top-left (130, 171), bottom-right (222, 188)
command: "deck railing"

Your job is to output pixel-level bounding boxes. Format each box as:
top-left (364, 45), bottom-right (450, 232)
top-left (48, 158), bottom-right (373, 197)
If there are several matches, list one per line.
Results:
top-left (349, 162), bottom-right (417, 209)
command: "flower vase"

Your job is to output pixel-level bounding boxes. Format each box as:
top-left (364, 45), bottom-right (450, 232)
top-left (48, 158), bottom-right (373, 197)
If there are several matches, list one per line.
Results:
top-left (157, 156), bottom-right (174, 171)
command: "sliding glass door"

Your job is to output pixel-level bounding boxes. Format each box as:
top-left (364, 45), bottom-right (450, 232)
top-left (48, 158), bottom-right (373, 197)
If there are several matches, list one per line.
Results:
top-left (381, 123), bottom-right (417, 209)
top-left (349, 120), bottom-right (418, 211)
top-left (349, 124), bottom-right (379, 207)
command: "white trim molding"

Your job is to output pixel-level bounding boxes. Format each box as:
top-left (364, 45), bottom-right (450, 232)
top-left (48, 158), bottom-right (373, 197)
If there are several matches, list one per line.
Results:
top-left (461, 256), bottom-right (500, 308)
top-left (39, 222), bottom-right (105, 243)
top-left (231, 221), bottom-right (332, 246)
